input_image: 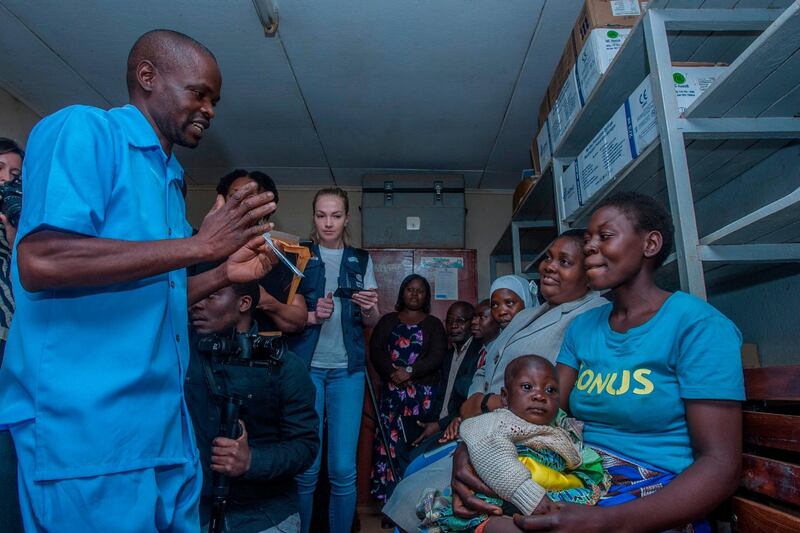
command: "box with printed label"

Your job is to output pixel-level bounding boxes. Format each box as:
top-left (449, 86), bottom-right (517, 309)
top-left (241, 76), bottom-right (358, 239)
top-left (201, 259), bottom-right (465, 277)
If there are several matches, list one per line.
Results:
top-left (626, 65), bottom-right (726, 154)
top-left (626, 76), bottom-right (657, 154)
top-left (535, 121), bottom-right (552, 173)
top-left (559, 161), bottom-right (581, 219)
top-left (574, 0), bottom-right (646, 51)
top-left (577, 106), bottom-right (633, 204)
top-left (576, 28), bottom-right (631, 101)
top-left (671, 65), bottom-right (727, 114)
top-left (548, 67), bottom-right (583, 150)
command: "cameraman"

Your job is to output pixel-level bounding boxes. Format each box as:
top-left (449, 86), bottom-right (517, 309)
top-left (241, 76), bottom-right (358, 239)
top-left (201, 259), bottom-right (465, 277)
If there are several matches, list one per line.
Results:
top-left (185, 277), bottom-right (319, 532)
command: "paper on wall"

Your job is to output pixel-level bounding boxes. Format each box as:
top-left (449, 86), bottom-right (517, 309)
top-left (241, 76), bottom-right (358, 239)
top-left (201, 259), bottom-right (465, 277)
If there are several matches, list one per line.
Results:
top-left (434, 268), bottom-right (459, 300)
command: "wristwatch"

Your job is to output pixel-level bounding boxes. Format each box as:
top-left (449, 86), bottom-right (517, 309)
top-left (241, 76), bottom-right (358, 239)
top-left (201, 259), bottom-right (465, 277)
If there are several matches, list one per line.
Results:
top-left (480, 393), bottom-right (495, 414)
top-left (405, 366), bottom-right (413, 374)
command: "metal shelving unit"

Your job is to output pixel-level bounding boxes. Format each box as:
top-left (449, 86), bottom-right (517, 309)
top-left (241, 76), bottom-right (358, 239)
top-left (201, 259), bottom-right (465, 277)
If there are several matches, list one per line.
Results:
top-left (489, 170), bottom-right (557, 281)
top-left (549, 0), bottom-right (800, 299)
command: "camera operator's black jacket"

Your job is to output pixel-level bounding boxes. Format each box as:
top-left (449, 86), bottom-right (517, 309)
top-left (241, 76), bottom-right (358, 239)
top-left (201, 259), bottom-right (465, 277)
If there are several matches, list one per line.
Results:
top-left (185, 324), bottom-right (319, 532)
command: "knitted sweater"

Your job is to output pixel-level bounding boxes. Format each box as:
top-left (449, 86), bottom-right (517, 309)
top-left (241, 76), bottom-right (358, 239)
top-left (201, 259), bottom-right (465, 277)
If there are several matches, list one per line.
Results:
top-left (459, 409), bottom-right (583, 515)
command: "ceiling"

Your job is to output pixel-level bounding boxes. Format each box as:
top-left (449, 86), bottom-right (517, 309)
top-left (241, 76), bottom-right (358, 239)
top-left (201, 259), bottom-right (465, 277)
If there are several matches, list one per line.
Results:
top-left (0, 0), bottom-right (582, 189)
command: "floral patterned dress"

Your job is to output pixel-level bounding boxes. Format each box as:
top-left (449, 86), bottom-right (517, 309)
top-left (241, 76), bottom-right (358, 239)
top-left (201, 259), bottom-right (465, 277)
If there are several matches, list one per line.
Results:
top-left (370, 323), bottom-right (438, 501)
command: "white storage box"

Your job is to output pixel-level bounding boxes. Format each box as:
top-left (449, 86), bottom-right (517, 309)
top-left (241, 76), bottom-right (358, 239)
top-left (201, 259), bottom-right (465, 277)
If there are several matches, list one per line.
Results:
top-left (576, 28), bottom-right (631, 101)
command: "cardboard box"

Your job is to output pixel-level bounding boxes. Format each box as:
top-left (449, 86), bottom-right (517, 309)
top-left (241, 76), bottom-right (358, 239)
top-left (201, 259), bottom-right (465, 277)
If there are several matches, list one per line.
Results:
top-left (576, 28), bottom-right (632, 101)
top-left (547, 36), bottom-right (577, 108)
top-left (627, 65), bottom-right (727, 154)
top-left (559, 161), bottom-right (581, 219)
top-left (627, 76), bottom-right (658, 155)
top-left (671, 65), bottom-right (727, 114)
top-left (535, 121), bottom-right (552, 173)
top-left (548, 67), bottom-right (583, 150)
top-left (537, 91), bottom-right (550, 129)
top-left (578, 106), bottom-right (633, 204)
top-left (574, 0), bottom-right (646, 50)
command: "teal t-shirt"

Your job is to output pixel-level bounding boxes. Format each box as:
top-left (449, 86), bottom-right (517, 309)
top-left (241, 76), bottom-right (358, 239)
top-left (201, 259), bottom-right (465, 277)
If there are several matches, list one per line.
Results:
top-left (557, 291), bottom-right (744, 475)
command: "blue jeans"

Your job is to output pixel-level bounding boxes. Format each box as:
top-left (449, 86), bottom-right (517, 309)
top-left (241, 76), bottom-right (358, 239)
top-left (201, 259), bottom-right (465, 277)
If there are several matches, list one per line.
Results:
top-left (296, 367), bottom-right (365, 533)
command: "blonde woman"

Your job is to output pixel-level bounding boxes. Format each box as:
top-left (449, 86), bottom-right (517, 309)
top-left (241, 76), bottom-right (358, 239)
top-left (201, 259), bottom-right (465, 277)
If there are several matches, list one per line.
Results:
top-left (289, 187), bottom-right (380, 533)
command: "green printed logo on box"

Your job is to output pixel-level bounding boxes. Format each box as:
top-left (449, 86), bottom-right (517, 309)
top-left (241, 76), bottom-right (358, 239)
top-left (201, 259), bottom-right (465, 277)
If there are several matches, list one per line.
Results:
top-left (673, 72), bottom-right (687, 84)
top-left (607, 30), bottom-right (619, 39)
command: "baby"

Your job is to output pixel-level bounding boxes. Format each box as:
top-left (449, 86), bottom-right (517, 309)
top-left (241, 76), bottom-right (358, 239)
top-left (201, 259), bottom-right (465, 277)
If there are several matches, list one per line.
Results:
top-left (419, 355), bottom-right (608, 532)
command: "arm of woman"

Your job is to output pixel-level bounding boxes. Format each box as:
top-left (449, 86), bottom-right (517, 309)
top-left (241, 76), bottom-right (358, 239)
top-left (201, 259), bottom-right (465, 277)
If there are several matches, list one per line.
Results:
top-left (512, 399), bottom-right (742, 532)
top-left (369, 315), bottom-right (396, 381)
top-left (257, 292), bottom-right (308, 332)
top-left (408, 317), bottom-right (448, 379)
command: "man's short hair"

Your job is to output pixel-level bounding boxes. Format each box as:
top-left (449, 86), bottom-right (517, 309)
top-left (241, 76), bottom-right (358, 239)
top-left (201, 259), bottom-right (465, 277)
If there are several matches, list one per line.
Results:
top-left (126, 29), bottom-right (217, 95)
top-left (0, 138), bottom-right (24, 159)
top-left (216, 169), bottom-right (279, 204)
top-left (232, 281), bottom-right (260, 311)
top-left (448, 301), bottom-right (474, 317)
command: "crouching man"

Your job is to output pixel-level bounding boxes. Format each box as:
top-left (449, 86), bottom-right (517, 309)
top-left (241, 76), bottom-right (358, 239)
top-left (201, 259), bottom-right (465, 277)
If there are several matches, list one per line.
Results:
top-left (186, 278), bottom-right (319, 532)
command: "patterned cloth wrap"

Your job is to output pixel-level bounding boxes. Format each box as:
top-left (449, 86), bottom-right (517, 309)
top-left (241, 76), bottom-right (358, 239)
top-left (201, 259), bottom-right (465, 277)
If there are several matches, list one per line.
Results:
top-left (417, 412), bottom-right (609, 532)
top-left (595, 447), bottom-right (710, 533)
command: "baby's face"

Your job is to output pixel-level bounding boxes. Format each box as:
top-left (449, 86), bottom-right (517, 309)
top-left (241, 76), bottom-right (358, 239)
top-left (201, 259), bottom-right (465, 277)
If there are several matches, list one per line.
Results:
top-left (503, 364), bottom-right (560, 425)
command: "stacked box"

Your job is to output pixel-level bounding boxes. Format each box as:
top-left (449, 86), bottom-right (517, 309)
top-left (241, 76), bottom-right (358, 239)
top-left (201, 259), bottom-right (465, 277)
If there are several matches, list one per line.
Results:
top-left (574, 0), bottom-right (646, 50)
top-left (547, 37), bottom-right (578, 108)
top-left (671, 65), bottom-right (727, 114)
top-left (578, 106), bottom-right (634, 202)
top-left (559, 161), bottom-right (581, 219)
top-left (627, 65), bottom-right (727, 154)
top-left (576, 28), bottom-right (632, 101)
top-left (575, 65), bottom-right (727, 208)
top-left (537, 90), bottom-right (550, 129)
top-left (548, 67), bottom-right (583, 150)
top-left (535, 121), bottom-right (552, 173)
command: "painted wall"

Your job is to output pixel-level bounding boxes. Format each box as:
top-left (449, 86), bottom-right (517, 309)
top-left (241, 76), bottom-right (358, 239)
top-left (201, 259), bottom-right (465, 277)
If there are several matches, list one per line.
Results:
top-left (185, 187), bottom-right (512, 301)
top-left (0, 87), bottom-right (40, 146)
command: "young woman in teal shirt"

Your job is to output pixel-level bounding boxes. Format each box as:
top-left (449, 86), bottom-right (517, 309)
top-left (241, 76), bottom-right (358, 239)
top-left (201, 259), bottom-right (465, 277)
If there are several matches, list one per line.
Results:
top-left (452, 192), bottom-right (744, 533)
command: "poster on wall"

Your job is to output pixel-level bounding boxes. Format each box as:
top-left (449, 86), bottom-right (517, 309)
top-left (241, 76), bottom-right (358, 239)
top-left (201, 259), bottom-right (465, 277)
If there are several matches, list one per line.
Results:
top-left (434, 268), bottom-right (459, 300)
top-left (420, 257), bottom-right (464, 300)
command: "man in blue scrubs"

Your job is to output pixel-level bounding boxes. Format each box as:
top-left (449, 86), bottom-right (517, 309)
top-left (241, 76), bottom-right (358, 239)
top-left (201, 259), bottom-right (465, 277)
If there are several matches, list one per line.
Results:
top-left (0, 30), bottom-right (277, 532)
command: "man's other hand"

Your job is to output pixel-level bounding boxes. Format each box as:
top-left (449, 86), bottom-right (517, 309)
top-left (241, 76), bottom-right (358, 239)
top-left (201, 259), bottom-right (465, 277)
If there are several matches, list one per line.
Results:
top-left (211, 420), bottom-right (252, 478)
top-left (225, 235), bottom-right (277, 284)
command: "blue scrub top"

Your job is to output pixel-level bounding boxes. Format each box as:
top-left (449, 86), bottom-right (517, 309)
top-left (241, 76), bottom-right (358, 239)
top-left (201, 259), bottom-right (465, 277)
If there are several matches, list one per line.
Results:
top-left (0, 104), bottom-right (197, 481)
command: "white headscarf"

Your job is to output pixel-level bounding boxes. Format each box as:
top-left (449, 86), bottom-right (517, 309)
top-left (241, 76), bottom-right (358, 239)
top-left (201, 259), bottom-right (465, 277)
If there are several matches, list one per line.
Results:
top-left (489, 275), bottom-right (539, 309)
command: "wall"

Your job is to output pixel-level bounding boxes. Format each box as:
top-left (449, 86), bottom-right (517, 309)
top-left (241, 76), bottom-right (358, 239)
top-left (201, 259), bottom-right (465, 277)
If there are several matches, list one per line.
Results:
top-left (186, 187), bottom-right (512, 301)
top-left (0, 87), bottom-right (40, 146)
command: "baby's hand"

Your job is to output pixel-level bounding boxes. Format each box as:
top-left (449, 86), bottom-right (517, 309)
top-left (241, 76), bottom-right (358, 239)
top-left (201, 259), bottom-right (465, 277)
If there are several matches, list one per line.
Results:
top-left (532, 496), bottom-right (557, 515)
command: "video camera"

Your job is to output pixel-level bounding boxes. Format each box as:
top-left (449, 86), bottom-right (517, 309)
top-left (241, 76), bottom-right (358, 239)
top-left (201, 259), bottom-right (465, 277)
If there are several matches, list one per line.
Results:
top-left (197, 332), bottom-right (285, 367)
top-left (196, 332), bottom-right (285, 533)
top-left (0, 176), bottom-right (22, 227)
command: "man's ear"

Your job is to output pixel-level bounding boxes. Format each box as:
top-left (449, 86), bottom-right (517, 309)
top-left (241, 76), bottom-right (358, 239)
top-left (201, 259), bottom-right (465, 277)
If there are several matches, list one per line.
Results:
top-left (238, 295), bottom-right (253, 314)
top-left (136, 60), bottom-right (157, 94)
top-left (500, 387), bottom-right (509, 407)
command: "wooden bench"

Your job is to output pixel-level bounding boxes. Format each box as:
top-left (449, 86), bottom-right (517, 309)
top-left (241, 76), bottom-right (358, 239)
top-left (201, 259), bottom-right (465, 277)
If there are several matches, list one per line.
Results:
top-left (728, 365), bottom-right (800, 532)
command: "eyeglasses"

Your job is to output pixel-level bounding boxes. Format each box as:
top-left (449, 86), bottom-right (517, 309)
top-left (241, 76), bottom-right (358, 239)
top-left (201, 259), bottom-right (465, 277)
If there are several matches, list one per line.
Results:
top-left (446, 317), bottom-right (469, 326)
